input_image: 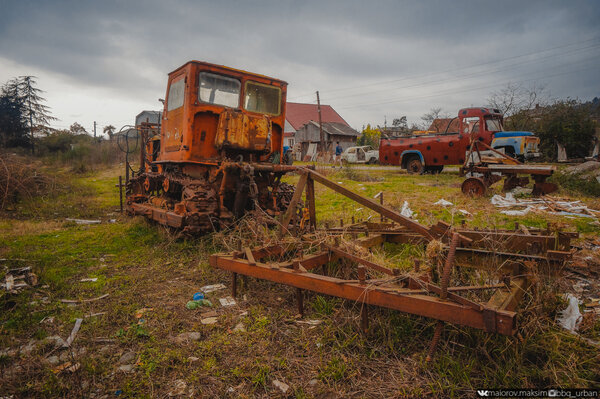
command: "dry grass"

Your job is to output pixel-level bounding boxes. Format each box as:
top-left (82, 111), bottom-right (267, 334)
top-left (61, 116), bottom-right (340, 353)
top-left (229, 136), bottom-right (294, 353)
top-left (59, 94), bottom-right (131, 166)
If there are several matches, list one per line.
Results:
top-left (0, 159), bottom-right (599, 398)
top-left (0, 152), bottom-right (60, 210)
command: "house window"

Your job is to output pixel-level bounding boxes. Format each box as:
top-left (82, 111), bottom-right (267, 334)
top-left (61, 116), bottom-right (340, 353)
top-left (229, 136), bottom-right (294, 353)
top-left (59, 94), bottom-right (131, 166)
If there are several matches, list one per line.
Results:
top-left (288, 139), bottom-right (294, 146)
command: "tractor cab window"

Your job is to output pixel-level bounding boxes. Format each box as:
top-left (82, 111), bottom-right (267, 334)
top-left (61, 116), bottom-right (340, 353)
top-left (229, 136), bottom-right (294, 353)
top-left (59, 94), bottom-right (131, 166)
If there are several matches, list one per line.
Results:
top-left (244, 81), bottom-right (281, 116)
top-left (167, 78), bottom-right (185, 111)
top-left (485, 117), bottom-right (503, 132)
top-left (198, 72), bottom-right (240, 108)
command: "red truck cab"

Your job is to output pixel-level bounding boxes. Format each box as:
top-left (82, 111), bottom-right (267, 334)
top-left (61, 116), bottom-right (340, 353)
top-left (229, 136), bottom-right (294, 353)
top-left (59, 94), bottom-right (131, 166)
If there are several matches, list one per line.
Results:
top-left (379, 108), bottom-right (505, 173)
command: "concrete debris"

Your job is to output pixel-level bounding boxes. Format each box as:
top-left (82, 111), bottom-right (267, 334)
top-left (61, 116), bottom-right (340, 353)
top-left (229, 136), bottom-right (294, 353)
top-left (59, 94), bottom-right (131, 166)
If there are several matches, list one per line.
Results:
top-left (272, 379), bottom-right (290, 394)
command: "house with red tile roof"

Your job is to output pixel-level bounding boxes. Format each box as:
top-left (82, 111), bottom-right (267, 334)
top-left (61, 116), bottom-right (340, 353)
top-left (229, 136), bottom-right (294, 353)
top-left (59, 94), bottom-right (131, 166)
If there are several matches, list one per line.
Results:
top-left (284, 102), bottom-right (358, 159)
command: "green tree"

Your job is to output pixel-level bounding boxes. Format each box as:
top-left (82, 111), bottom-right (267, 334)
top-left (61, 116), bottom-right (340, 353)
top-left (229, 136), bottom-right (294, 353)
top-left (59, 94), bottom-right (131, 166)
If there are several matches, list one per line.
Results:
top-left (357, 124), bottom-right (381, 148)
top-left (0, 78), bottom-right (28, 148)
top-left (535, 99), bottom-right (595, 160)
top-left (17, 76), bottom-right (56, 153)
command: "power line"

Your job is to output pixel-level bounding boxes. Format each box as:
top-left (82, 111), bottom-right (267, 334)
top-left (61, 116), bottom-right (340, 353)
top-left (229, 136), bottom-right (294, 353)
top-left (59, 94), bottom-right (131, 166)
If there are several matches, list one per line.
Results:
top-left (287, 35), bottom-right (600, 101)
top-left (337, 62), bottom-right (599, 110)
top-left (320, 43), bottom-right (600, 104)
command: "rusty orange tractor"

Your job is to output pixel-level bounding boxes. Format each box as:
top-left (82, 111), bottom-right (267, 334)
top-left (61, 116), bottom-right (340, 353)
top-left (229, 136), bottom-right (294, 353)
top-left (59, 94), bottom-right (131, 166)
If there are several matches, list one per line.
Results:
top-left (126, 61), bottom-right (298, 233)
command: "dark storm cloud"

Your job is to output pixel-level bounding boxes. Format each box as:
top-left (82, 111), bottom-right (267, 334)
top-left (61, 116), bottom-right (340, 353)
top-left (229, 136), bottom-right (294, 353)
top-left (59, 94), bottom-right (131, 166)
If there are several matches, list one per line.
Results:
top-left (0, 0), bottom-right (598, 127)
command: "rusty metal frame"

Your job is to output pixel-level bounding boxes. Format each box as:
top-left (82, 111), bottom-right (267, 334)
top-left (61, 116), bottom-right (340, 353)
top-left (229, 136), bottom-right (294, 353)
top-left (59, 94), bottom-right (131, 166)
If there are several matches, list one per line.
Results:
top-left (210, 242), bottom-right (517, 335)
top-left (210, 166), bottom-right (577, 339)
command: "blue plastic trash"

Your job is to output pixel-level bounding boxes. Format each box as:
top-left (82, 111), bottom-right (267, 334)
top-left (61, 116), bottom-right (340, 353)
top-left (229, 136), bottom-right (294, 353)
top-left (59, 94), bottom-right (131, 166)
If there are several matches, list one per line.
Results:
top-left (192, 292), bottom-right (205, 301)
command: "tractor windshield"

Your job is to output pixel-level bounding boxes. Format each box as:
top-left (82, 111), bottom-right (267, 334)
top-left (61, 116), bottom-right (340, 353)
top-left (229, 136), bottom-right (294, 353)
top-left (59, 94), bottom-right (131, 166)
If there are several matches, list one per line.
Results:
top-left (244, 81), bottom-right (281, 116)
top-left (485, 117), bottom-right (503, 132)
top-left (198, 72), bottom-right (240, 108)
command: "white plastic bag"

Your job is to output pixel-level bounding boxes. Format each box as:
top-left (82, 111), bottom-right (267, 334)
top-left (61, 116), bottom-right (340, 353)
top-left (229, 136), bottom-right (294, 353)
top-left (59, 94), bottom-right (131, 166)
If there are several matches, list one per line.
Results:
top-left (557, 294), bottom-right (582, 332)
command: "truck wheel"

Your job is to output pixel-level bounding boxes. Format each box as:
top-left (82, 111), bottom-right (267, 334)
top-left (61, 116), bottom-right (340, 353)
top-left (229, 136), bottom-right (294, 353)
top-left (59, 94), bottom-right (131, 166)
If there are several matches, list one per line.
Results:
top-left (368, 157), bottom-right (377, 164)
top-left (406, 158), bottom-right (424, 174)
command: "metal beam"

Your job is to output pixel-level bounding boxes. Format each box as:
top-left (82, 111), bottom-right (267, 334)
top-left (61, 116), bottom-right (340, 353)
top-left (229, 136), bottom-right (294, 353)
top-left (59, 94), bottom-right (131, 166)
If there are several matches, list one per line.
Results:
top-left (210, 254), bottom-right (516, 335)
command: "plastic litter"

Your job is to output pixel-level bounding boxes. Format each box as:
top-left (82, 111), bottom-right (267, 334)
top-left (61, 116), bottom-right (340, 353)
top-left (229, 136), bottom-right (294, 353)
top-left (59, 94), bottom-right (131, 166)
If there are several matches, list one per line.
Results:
top-left (199, 283), bottom-right (226, 293)
top-left (219, 296), bottom-right (237, 307)
top-left (65, 218), bottom-right (101, 225)
top-left (557, 294), bottom-right (582, 332)
top-left (185, 299), bottom-right (213, 310)
top-left (400, 201), bottom-right (414, 218)
top-left (192, 292), bottom-right (204, 301)
top-left (434, 199), bottom-right (453, 207)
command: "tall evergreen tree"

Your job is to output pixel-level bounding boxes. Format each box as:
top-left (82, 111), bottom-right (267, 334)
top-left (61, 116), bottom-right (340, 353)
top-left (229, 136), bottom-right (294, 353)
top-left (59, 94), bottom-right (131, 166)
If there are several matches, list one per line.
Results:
top-left (0, 79), bottom-right (28, 148)
top-left (17, 76), bottom-right (56, 153)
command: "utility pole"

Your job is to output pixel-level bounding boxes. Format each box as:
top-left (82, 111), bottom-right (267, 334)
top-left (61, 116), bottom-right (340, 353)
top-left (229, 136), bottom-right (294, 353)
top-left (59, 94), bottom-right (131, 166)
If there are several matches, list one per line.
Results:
top-left (316, 91), bottom-right (324, 153)
top-left (93, 121), bottom-right (97, 138)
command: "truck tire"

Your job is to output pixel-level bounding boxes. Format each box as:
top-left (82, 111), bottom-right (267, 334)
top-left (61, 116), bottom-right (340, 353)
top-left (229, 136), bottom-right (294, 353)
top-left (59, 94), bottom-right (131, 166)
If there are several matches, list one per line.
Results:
top-left (368, 157), bottom-right (377, 164)
top-left (406, 157), bottom-right (424, 174)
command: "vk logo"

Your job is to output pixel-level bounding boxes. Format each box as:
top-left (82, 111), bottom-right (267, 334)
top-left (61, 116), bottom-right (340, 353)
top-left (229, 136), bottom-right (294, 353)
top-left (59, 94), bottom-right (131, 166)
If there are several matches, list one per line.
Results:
top-left (477, 391), bottom-right (489, 397)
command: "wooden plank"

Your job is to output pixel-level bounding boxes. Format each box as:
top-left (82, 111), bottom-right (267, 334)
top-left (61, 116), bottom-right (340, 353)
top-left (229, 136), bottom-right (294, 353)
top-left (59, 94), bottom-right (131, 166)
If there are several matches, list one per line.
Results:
top-left (279, 172), bottom-right (308, 236)
top-left (486, 277), bottom-right (528, 311)
top-left (306, 176), bottom-right (317, 231)
top-left (357, 234), bottom-right (385, 248)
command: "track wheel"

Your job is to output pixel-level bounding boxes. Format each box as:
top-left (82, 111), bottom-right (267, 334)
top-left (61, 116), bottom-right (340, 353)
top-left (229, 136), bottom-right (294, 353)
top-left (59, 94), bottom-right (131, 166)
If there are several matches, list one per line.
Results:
top-left (461, 177), bottom-right (487, 197)
top-left (406, 158), bottom-right (424, 174)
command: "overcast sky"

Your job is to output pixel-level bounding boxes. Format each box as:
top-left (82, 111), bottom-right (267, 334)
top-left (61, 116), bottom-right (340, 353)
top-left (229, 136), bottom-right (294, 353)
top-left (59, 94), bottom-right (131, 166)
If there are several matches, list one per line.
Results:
top-left (1, 0), bottom-right (598, 136)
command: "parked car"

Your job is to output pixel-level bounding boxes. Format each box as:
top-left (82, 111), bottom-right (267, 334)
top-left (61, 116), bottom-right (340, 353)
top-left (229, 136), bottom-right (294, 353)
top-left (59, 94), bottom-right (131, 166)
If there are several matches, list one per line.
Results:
top-left (341, 146), bottom-right (379, 164)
